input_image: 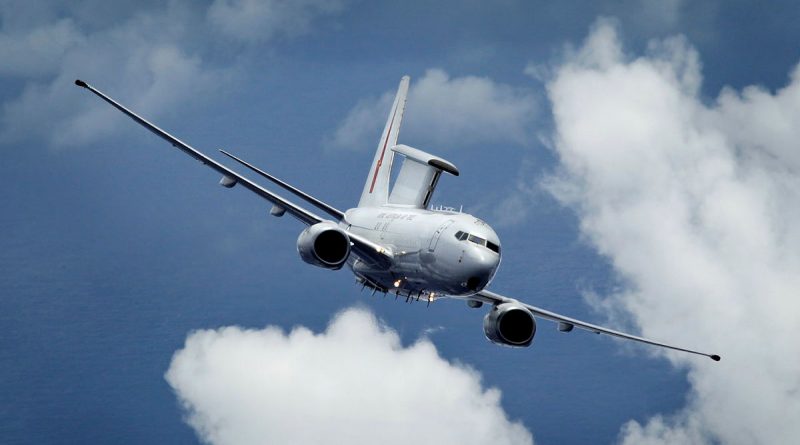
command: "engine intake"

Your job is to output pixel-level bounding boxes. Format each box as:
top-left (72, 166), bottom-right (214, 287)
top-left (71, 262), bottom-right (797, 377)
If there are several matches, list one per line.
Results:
top-left (297, 222), bottom-right (351, 269)
top-left (483, 303), bottom-right (536, 347)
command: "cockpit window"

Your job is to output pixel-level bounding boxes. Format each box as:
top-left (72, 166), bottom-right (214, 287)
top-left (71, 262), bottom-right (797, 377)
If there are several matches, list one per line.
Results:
top-left (455, 230), bottom-right (500, 254)
top-left (468, 234), bottom-right (486, 245)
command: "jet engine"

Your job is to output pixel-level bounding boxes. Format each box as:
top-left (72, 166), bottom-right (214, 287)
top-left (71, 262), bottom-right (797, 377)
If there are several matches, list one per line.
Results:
top-left (483, 303), bottom-right (536, 347)
top-left (296, 222), bottom-right (351, 270)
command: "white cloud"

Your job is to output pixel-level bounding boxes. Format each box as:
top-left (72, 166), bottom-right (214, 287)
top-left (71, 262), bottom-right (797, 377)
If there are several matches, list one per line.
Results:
top-left (331, 69), bottom-right (537, 151)
top-left (544, 20), bottom-right (800, 444)
top-left (331, 90), bottom-right (394, 150)
top-left (165, 307), bottom-right (533, 445)
top-left (0, 3), bottom-right (224, 149)
top-left (0, 1), bottom-right (345, 149)
top-left (207, 0), bottom-right (345, 43)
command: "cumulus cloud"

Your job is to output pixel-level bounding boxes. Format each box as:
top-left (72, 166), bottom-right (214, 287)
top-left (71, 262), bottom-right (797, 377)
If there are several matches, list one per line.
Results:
top-left (0, 1), bottom-right (345, 149)
top-left (165, 307), bottom-right (533, 445)
top-left (0, 4), bottom-right (220, 148)
top-left (544, 20), bottom-right (800, 444)
top-left (331, 69), bottom-right (537, 151)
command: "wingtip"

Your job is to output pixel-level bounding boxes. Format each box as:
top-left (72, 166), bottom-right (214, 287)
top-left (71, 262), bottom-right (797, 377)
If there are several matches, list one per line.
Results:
top-left (710, 354), bottom-right (721, 361)
top-left (75, 79), bottom-right (88, 88)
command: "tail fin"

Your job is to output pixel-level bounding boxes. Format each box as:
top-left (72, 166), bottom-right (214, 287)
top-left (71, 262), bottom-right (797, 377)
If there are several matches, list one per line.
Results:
top-left (358, 76), bottom-right (410, 208)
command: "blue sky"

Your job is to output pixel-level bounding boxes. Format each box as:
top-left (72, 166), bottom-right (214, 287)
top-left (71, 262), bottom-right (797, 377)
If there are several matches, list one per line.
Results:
top-left (2, 1), bottom-right (799, 444)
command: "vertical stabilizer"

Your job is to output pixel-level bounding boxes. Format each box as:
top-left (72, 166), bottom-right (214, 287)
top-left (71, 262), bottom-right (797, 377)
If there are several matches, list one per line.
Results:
top-left (358, 76), bottom-right (410, 207)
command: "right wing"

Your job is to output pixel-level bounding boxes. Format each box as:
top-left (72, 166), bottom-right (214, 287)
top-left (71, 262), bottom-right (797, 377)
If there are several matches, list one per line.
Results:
top-left (74, 79), bottom-right (392, 269)
top-left (473, 289), bottom-right (721, 361)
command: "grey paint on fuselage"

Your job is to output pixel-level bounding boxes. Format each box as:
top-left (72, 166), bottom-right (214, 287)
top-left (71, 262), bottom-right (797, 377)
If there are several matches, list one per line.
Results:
top-left (342, 207), bottom-right (500, 296)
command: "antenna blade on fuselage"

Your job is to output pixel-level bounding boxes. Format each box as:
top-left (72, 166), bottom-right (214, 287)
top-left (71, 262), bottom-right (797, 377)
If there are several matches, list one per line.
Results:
top-left (358, 76), bottom-right (410, 208)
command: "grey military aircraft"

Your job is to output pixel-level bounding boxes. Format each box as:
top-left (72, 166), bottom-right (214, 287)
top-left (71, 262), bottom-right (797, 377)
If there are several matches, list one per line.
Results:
top-left (75, 76), bottom-right (720, 361)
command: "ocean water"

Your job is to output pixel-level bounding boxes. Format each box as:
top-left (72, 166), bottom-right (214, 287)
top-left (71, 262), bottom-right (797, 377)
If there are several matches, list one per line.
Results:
top-left (0, 147), bottom-right (687, 444)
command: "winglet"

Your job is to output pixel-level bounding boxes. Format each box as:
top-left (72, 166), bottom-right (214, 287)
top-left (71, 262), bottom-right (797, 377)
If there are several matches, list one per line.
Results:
top-left (75, 79), bottom-right (88, 88)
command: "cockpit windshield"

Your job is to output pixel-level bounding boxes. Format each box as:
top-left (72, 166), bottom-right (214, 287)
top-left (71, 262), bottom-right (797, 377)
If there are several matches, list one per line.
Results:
top-left (454, 231), bottom-right (500, 254)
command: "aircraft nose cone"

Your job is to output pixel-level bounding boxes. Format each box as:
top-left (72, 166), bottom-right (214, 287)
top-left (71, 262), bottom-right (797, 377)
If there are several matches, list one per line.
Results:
top-left (462, 248), bottom-right (500, 292)
top-left (466, 275), bottom-right (484, 291)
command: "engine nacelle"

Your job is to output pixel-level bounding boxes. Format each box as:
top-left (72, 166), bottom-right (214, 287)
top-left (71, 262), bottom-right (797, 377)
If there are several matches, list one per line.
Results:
top-left (296, 222), bottom-right (351, 270)
top-left (483, 303), bottom-right (536, 347)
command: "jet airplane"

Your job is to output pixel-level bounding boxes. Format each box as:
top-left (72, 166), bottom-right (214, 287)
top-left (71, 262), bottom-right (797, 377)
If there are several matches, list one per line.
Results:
top-left (74, 76), bottom-right (720, 361)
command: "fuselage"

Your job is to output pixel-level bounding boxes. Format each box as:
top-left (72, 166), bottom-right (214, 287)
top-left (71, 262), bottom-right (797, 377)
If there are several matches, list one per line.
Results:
top-left (341, 206), bottom-right (501, 297)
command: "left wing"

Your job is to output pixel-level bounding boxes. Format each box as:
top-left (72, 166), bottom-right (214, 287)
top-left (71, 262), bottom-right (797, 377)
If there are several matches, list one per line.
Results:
top-left (74, 79), bottom-right (392, 268)
top-left (219, 149), bottom-right (345, 221)
top-left (472, 289), bottom-right (721, 361)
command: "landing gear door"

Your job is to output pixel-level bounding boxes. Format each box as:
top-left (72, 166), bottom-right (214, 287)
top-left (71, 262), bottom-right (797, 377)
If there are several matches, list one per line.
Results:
top-left (428, 219), bottom-right (454, 251)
